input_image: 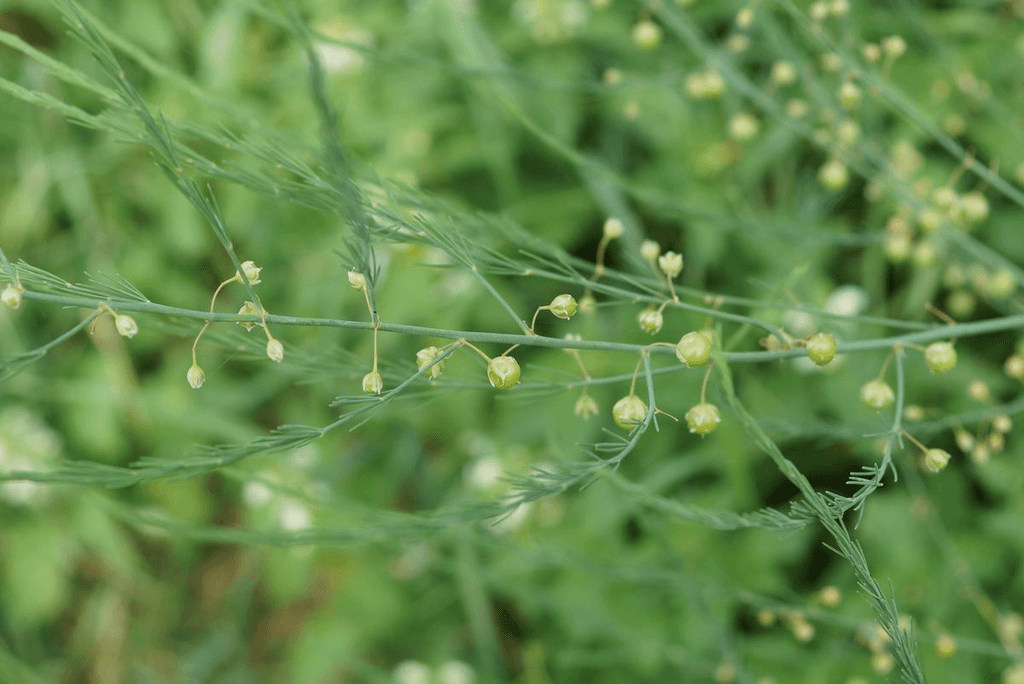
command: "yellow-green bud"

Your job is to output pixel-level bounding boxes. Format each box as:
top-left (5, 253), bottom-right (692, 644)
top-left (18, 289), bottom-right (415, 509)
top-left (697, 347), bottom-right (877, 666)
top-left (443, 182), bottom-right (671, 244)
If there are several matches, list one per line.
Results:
top-left (686, 403), bottom-right (721, 436)
top-left (632, 20), bottom-right (662, 50)
top-left (676, 331), bottom-right (712, 367)
top-left (954, 429), bottom-right (975, 453)
top-left (860, 379), bottom-right (895, 409)
top-left (602, 218), bottom-right (624, 239)
top-left (1005, 354), bottom-right (1024, 379)
top-left (818, 159), bottom-right (849, 191)
top-left (114, 314), bottom-right (138, 339)
top-left (993, 413), bottom-right (1013, 434)
top-left (548, 294), bottom-right (578, 320)
top-left (923, 448), bottom-right (951, 473)
top-left (640, 240), bottom-right (660, 262)
top-left (487, 355), bottom-right (520, 389)
top-left (362, 370), bottom-right (383, 395)
top-left (925, 341), bottom-right (956, 373)
top-left (959, 191), bottom-right (989, 225)
top-left (637, 309), bottom-right (664, 335)
top-left (935, 633), bottom-right (957, 659)
top-left (985, 268), bottom-right (1017, 300)
top-left (612, 395), bottom-right (647, 430)
top-left (918, 208), bottom-right (943, 233)
top-left (806, 332), bottom-right (837, 366)
top-left (728, 113), bottom-right (760, 141)
top-left (1, 284), bottom-right (24, 309)
top-left (771, 60), bottom-right (797, 86)
top-left (837, 81), bottom-right (861, 109)
top-left (186, 363), bottom-right (206, 390)
top-left (579, 294), bottom-right (597, 315)
top-left (882, 35), bottom-right (907, 58)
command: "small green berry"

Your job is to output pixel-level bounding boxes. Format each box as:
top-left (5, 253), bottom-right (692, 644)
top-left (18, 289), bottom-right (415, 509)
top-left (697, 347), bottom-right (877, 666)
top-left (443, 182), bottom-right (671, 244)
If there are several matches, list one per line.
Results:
top-left (922, 448), bottom-right (951, 473)
top-left (362, 370), bottom-right (383, 395)
top-left (686, 403), bottom-right (721, 436)
top-left (612, 395), bottom-right (647, 430)
top-left (675, 331), bottom-right (712, 367)
top-left (860, 379), bottom-right (895, 409)
top-left (637, 309), bottom-right (663, 335)
top-left (548, 294), bottom-right (578, 320)
top-left (487, 355), bottom-right (520, 389)
top-left (806, 332), bottom-right (837, 366)
top-left (925, 341), bottom-right (956, 373)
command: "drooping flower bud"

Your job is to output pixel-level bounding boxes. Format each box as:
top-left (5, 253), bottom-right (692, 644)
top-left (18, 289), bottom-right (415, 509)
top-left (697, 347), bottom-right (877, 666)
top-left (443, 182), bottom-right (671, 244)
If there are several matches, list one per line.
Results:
top-left (186, 363), bottom-right (206, 390)
top-left (612, 395), bottom-right (647, 430)
top-left (114, 314), bottom-right (138, 339)
top-left (238, 260), bottom-right (262, 285)
top-left (923, 448), bottom-right (951, 473)
top-left (362, 370), bottom-right (383, 395)
top-left (637, 309), bottom-right (663, 335)
top-left (266, 338), bottom-right (284, 363)
top-left (686, 403), bottom-right (721, 436)
top-left (548, 294), bottom-right (578, 320)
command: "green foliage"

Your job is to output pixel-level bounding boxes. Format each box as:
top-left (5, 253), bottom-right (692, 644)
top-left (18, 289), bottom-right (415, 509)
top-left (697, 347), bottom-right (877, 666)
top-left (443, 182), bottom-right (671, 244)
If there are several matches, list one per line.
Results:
top-left (2, 1), bottom-right (1024, 683)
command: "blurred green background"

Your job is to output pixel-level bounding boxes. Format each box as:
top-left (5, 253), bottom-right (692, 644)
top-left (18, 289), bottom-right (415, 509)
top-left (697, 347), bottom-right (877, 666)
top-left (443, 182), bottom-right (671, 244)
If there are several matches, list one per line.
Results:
top-left (2, 1), bottom-right (1024, 682)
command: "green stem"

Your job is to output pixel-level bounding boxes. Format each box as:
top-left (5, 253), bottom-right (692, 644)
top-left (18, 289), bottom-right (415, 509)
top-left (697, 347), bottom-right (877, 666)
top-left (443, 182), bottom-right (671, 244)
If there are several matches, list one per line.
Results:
top-left (20, 290), bottom-right (1024, 363)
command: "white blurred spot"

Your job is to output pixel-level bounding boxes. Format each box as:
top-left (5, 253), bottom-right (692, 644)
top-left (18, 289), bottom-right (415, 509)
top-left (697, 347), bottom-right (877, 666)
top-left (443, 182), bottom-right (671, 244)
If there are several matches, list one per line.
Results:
top-left (438, 660), bottom-right (475, 684)
top-left (394, 660), bottom-right (432, 684)
top-left (279, 500), bottom-right (312, 531)
top-left (823, 285), bottom-right (869, 317)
